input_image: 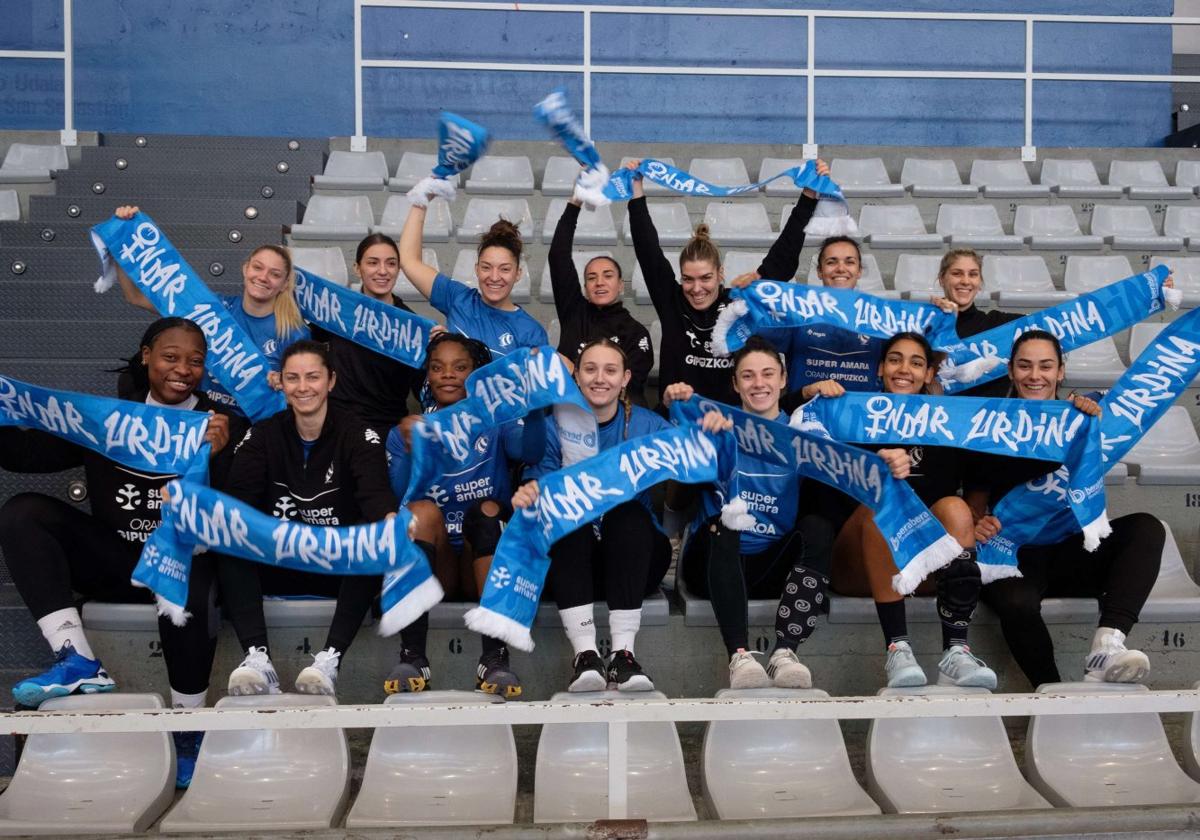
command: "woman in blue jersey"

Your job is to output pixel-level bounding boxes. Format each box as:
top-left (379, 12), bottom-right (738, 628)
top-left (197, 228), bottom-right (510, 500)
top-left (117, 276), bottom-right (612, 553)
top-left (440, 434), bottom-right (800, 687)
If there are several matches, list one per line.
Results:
top-left (399, 202), bottom-right (546, 356)
top-left (111, 205), bottom-right (310, 413)
top-left (668, 336), bottom-right (835, 690)
top-left (385, 333), bottom-right (544, 698)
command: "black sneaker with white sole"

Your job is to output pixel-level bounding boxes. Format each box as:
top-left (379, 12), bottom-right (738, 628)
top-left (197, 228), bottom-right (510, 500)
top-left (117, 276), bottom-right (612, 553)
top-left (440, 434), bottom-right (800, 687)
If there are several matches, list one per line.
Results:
top-left (568, 650), bottom-right (608, 692)
top-left (607, 650), bottom-right (654, 692)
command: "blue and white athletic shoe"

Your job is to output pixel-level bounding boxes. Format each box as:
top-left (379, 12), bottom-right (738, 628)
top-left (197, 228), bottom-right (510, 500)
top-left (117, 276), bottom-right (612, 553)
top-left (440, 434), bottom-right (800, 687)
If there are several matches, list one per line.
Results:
top-left (12, 643), bottom-right (115, 708)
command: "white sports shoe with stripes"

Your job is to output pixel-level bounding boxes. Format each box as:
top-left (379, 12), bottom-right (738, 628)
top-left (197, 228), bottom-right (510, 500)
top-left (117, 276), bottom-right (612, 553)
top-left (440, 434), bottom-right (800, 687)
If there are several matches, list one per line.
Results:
top-left (1084, 628), bottom-right (1150, 683)
top-left (228, 646), bottom-right (281, 696)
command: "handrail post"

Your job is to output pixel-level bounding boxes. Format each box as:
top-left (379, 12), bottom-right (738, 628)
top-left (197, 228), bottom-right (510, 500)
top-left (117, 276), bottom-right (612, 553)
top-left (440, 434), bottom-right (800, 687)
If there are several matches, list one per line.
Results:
top-left (803, 12), bottom-right (817, 159)
top-left (351, 0), bottom-right (367, 151)
top-left (1022, 16), bottom-right (1036, 161)
top-left (583, 8), bottom-right (592, 137)
top-left (607, 720), bottom-right (628, 819)
top-left (61, 0), bottom-right (76, 146)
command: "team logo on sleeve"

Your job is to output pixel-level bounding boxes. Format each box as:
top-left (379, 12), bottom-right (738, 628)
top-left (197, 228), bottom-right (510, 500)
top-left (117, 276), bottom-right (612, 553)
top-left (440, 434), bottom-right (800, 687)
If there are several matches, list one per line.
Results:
top-left (638, 336), bottom-right (650, 352)
top-left (324, 464), bottom-right (335, 484)
top-left (364, 428), bottom-right (381, 445)
top-left (499, 332), bottom-right (514, 348)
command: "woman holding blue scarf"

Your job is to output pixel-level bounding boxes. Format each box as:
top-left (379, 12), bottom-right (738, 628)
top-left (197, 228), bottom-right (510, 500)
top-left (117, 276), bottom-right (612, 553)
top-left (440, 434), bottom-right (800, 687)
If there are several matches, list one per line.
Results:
top-left (970, 330), bottom-right (1163, 686)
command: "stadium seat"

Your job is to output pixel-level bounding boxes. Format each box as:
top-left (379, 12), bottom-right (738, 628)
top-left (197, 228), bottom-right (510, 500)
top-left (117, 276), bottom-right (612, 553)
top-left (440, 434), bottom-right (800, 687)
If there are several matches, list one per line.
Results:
top-left (900, 158), bottom-right (980, 198)
top-left (452, 249), bottom-right (531, 303)
top-left (1138, 521), bottom-right (1200, 622)
top-left (290, 195), bottom-right (374, 241)
top-left (345, 691), bottom-right (516, 827)
top-left (621, 156), bottom-right (675, 195)
top-left (982, 255), bottom-right (1074, 307)
top-left (312, 150), bottom-right (388, 189)
top-left (539, 249), bottom-right (615, 303)
top-left (547, 317), bottom-right (561, 347)
top-left (759, 157), bottom-right (805, 196)
top-left (0, 693), bottom-right (174, 834)
top-left (290, 246), bottom-right (349, 286)
top-left (397, 248), bottom-right (439, 302)
top-left (1150, 255), bottom-right (1200, 301)
top-left (0, 143), bottom-right (68, 183)
top-left (807, 252), bottom-right (888, 294)
top-left (0, 189), bottom-right (17, 221)
top-left (1128, 320), bottom-right (1180, 362)
top-left (1089, 205), bottom-right (1184, 251)
top-left (830, 158), bottom-right (905, 198)
top-left (1164, 206), bottom-right (1200, 250)
top-left (373, 194), bottom-right (453, 242)
top-left (866, 686), bottom-right (1050, 813)
top-left (389, 152), bottom-right (459, 192)
top-left (858, 204), bottom-right (945, 249)
top-left (541, 155), bottom-right (581, 196)
top-left (1039, 158), bottom-right (1123, 199)
top-left (1120, 405), bottom-right (1200, 484)
top-left (1109, 159), bottom-right (1196, 200)
top-left (969, 159), bottom-right (1050, 198)
top-left (465, 155), bottom-right (535, 195)
top-left (632, 250), bottom-right (679, 305)
top-left (723, 250), bottom-right (767, 280)
top-left (1176, 160), bottom-right (1200, 192)
top-left (649, 320), bottom-right (662, 376)
top-left (160, 694), bottom-right (350, 833)
top-left (935, 204), bottom-right (1023, 249)
top-left (1063, 255), bottom-right (1134, 294)
top-left (703, 202), bottom-right (775, 246)
top-left (541, 198), bottom-right (618, 245)
top-left (1025, 682), bottom-right (1200, 807)
top-left (1013, 205), bottom-right (1103, 250)
top-left (456, 198), bottom-right (535, 243)
top-left (533, 690), bottom-right (695, 823)
top-left (893, 253), bottom-right (950, 300)
top-left (1062, 337), bottom-right (1126, 388)
top-left (702, 688), bottom-right (880, 819)
top-left (621, 202), bottom-right (692, 246)
top-left (687, 157), bottom-right (750, 188)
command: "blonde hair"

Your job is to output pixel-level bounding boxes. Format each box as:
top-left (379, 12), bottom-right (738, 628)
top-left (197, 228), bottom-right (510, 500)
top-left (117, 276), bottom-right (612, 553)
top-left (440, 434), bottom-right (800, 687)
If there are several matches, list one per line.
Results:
top-left (938, 248), bottom-right (983, 284)
top-left (679, 223), bottom-right (721, 273)
top-left (248, 244), bottom-right (304, 338)
top-left (577, 338), bottom-right (633, 440)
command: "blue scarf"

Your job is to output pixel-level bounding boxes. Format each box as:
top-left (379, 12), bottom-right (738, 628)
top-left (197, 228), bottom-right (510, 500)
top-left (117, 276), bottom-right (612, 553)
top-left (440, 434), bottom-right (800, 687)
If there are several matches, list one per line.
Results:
top-left (714, 280), bottom-right (961, 357)
top-left (979, 307), bottom-right (1200, 571)
top-left (676, 397), bottom-right (963, 595)
top-left (939, 265), bottom-right (1180, 394)
top-left (433, 111), bottom-right (491, 179)
top-left (137, 479), bottom-right (440, 634)
top-left (533, 87), bottom-right (602, 171)
top-left (293, 267), bottom-right (435, 369)
top-left (799, 392), bottom-right (1106, 573)
top-left (90, 212), bottom-right (286, 423)
top-left (464, 421), bottom-right (741, 651)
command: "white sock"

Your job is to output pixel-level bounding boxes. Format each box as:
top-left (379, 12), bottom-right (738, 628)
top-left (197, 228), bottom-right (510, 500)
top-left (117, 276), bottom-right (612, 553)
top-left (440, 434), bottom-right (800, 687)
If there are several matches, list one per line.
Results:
top-left (37, 608), bottom-right (94, 659)
top-left (609, 609), bottom-right (642, 656)
top-left (171, 688), bottom-right (207, 709)
top-left (559, 604), bottom-right (597, 657)
top-left (662, 506), bottom-right (687, 539)
top-left (1092, 626), bottom-right (1124, 650)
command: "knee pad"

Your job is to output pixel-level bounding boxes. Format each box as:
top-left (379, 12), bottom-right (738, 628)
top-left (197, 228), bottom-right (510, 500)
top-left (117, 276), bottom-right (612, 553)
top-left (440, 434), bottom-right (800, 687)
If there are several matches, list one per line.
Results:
top-left (463, 500), bottom-right (511, 556)
top-left (937, 553), bottom-right (982, 619)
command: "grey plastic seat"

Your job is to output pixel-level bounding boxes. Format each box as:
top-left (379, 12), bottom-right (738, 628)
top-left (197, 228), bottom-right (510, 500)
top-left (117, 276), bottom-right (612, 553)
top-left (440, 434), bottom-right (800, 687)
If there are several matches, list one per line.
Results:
top-left (373, 194), bottom-right (452, 241)
top-left (982, 255), bottom-right (1074, 307)
top-left (547, 317), bottom-right (561, 347)
top-left (1177, 160), bottom-right (1200, 191)
top-left (1039, 158), bottom-right (1124, 199)
top-left (542, 155), bottom-right (581, 196)
top-left (0, 693), bottom-right (174, 835)
top-left (649, 320), bottom-right (662, 376)
top-left (688, 157), bottom-right (750, 189)
top-left (456, 198), bottom-right (534, 242)
top-left (346, 691), bottom-right (516, 828)
top-left (389, 151), bottom-right (460, 191)
top-left (1164, 206), bottom-right (1200, 250)
top-left (621, 156), bottom-right (675, 195)
top-left (935, 204), bottom-right (1023, 249)
top-left (291, 246), bottom-right (349, 286)
top-left (867, 686), bottom-right (1050, 814)
top-left (759, 157), bottom-right (805, 196)
top-left (830, 157), bottom-right (905, 198)
top-left (703, 202), bottom-right (774, 246)
top-left (0, 190), bottom-right (18, 221)
top-left (1062, 336), bottom-right (1126, 388)
top-left (1121, 405), bottom-right (1200, 484)
top-left (540, 249), bottom-right (615, 303)
top-left (1014, 205), bottom-right (1103, 250)
top-left (622, 201), bottom-right (691, 246)
top-left (397, 248), bottom-right (439, 302)
top-left (534, 690), bottom-right (695, 823)
top-left (452, 249), bottom-right (531, 303)
top-left (541, 198), bottom-right (617, 245)
top-left (1109, 159), bottom-right (1195, 200)
top-left (807, 252), bottom-right (887, 294)
top-left (632, 249), bottom-right (679, 304)
top-left (1026, 682), bottom-right (1200, 807)
top-left (901, 158), bottom-right (980, 198)
top-left (1151, 255), bottom-right (1200, 301)
top-left (160, 694), bottom-right (350, 833)
top-left (724, 250), bottom-right (767, 281)
top-left (858, 204), bottom-right (945, 248)
top-left (290, 195), bottom-right (374, 240)
top-left (1185, 681), bottom-right (1200, 783)
top-left (313, 150), bottom-right (388, 189)
top-left (1091, 204), bottom-right (1184, 251)
top-left (0, 143), bottom-right (68, 183)
top-left (466, 155), bottom-right (535, 195)
top-left (969, 159), bottom-right (1050, 198)
top-left (703, 688), bottom-right (879, 820)
top-left (1140, 521), bottom-right (1200, 621)
top-left (1128, 320), bottom-right (1168, 362)
top-left (1063, 254), bottom-right (1134, 294)
top-left (893, 253), bottom-right (949, 300)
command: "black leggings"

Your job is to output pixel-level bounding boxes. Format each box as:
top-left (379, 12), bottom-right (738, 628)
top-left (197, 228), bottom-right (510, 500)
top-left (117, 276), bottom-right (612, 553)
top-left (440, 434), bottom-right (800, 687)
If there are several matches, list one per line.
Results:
top-left (217, 554), bottom-right (379, 659)
top-left (979, 512), bottom-right (1164, 687)
top-left (0, 493), bottom-right (217, 694)
top-left (546, 501), bottom-right (671, 610)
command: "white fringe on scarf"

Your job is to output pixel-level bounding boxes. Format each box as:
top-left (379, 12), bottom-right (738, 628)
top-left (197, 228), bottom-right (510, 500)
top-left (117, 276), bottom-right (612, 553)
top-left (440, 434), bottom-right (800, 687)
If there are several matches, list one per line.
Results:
top-left (711, 298), bottom-right (749, 357)
top-left (406, 175), bottom-right (458, 208)
top-left (719, 497), bottom-right (755, 531)
top-left (803, 197), bottom-right (859, 238)
top-left (377, 574), bottom-right (445, 638)
top-left (978, 562), bottom-right (1024, 584)
top-left (464, 606), bottom-right (536, 652)
top-left (573, 165), bottom-right (613, 210)
top-left (890, 533), bottom-right (964, 596)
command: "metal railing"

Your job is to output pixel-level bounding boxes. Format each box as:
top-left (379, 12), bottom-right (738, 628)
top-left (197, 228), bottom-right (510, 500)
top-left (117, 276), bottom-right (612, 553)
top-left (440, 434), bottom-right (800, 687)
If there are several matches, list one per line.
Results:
top-left (352, 1), bottom-right (1200, 160)
top-left (0, 0), bottom-right (75, 146)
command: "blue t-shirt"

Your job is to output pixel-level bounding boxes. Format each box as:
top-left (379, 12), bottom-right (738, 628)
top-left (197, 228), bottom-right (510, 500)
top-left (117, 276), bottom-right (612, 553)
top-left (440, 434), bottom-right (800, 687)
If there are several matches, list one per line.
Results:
top-left (430, 273), bottom-right (547, 358)
top-left (776, 325), bottom-right (884, 393)
top-left (201, 294), bottom-right (310, 414)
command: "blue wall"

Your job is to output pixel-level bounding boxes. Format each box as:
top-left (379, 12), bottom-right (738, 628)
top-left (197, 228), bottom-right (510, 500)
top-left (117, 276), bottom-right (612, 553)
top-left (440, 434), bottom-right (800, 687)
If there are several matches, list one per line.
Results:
top-left (0, 1), bottom-right (1177, 147)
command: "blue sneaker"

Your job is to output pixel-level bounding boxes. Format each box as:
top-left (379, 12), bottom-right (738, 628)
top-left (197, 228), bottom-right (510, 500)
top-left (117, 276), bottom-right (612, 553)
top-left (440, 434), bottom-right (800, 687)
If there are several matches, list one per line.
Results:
top-left (172, 731), bottom-right (203, 789)
top-left (12, 644), bottom-right (115, 708)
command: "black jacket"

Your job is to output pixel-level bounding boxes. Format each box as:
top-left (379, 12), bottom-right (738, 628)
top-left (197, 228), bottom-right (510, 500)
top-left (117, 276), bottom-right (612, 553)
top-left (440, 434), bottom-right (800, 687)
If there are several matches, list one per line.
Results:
top-left (225, 405), bottom-right (396, 526)
top-left (952, 303), bottom-right (1023, 398)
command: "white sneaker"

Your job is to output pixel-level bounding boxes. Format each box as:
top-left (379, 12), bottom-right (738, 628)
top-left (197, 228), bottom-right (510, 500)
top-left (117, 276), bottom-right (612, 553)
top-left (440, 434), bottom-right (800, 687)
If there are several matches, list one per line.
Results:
top-left (228, 646), bottom-right (281, 696)
top-left (1084, 629), bottom-right (1150, 683)
top-left (767, 648), bottom-right (812, 689)
top-left (295, 647), bottom-right (341, 696)
top-left (728, 650), bottom-right (772, 690)
top-left (936, 644), bottom-right (997, 689)
top-left (885, 641), bottom-right (927, 688)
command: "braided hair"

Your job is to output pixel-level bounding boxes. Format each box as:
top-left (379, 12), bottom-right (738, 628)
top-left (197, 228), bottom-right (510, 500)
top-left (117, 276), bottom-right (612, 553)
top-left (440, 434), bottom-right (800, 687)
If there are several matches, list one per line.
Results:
top-left (576, 337), bottom-right (633, 440)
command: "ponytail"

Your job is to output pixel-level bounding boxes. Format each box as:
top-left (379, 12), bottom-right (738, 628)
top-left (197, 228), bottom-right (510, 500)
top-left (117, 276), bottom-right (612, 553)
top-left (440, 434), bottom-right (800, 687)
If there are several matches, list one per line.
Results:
top-left (679, 223), bottom-right (721, 272)
top-left (248, 244), bottom-right (304, 339)
top-left (478, 218), bottom-right (523, 263)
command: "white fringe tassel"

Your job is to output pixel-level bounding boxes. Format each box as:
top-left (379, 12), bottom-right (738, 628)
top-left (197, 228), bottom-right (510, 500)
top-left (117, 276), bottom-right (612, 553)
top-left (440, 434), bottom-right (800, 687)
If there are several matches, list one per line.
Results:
top-left (891, 533), bottom-right (963, 596)
top-left (1081, 509), bottom-right (1113, 552)
top-left (711, 298), bottom-right (748, 357)
top-left (720, 497), bottom-right (755, 531)
top-left (154, 594), bottom-right (191, 628)
top-left (978, 562), bottom-right (1024, 585)
top-left (573, 165), bottom-right (613, 210)
top-left (464, 606), bottom-right (536, 652)
top-left (1165, 286), bottom-right (1184, 310)
top-left (406, 175), bottom-right (458, 208)
top-left (377, 575), bottom-right (445, 638)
